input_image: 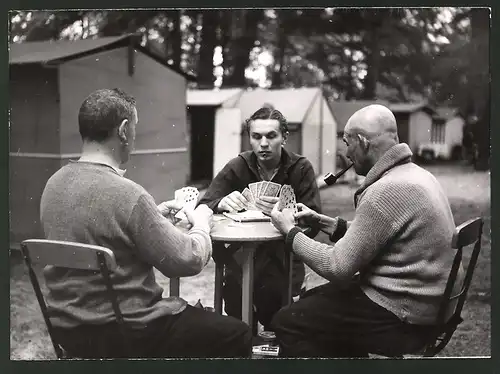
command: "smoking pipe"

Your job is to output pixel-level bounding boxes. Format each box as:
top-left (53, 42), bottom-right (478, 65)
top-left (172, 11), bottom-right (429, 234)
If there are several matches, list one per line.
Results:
top-left (323, 162), bottom-right (354, 186)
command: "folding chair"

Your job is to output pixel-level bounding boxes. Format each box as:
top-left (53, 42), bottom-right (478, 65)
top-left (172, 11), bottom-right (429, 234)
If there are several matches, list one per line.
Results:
top-left (373, 217), bottom-right (484, 358)
top-left (20, 239), bottom-right (130, 359)
top-left (418, 217), bottom-right (484, 357)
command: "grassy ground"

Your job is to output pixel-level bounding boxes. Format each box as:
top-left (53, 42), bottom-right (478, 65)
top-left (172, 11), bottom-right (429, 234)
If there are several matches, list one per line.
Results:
top-left (10, 162), bottom-right (491, 360)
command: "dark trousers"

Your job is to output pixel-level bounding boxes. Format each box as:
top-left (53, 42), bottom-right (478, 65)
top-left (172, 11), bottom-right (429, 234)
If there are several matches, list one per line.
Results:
top-left (221, 249), bottom-right (305, 334)
top-left (270, 281), bottom-right (437, 358)
top-left (52, 305), bottom-right (252, 359)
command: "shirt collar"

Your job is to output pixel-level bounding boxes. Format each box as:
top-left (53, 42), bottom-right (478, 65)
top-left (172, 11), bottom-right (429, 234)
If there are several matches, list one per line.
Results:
top-left (71, 159), bottom-right (127, 176)
top-left (354, 143), bottom-right (413, 207)
top-left (257, 162), bottom-right (280, 181)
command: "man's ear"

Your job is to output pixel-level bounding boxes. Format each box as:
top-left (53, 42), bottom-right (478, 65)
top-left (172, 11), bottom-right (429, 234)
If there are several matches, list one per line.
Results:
top-left (357, 134), bottom-right (370, 152)
top-left (117, 119), bottom-right (129, 144)
top-left (282, 131), bottom-right (289, 145)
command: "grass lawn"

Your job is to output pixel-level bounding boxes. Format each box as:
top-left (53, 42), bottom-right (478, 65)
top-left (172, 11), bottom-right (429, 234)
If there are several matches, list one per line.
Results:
top-left (9, 163), bottom-right (491, 359)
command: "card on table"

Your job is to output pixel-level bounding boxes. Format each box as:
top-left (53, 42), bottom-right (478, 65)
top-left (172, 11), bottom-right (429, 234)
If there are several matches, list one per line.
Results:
top-left (223, 210), bottom-right (271, 222)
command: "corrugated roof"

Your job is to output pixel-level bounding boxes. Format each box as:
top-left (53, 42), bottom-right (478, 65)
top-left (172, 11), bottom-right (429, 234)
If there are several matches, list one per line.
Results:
top-left (187, 88), bottom-right (243, 106)
top-left (9, 35), bottom-right (130, 64)
top-left (234, 87), bottom-right (321, 123)
top-left (330, 100), bottom-right (390, 132)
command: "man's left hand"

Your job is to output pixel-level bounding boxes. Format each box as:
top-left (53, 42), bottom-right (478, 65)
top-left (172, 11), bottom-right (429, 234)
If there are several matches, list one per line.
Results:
top-left (158, 199), bottom-right (184, 216)
top-left (271, 203), bottom-right (296, 235)
top-left (255, 196), bottom-right (279, 216)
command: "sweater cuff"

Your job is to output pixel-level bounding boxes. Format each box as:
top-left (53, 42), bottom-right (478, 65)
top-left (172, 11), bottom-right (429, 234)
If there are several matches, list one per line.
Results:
top-left (285, 227), bottom-right (302, 253)
top-left (329, 217), bottom-right (347, 242)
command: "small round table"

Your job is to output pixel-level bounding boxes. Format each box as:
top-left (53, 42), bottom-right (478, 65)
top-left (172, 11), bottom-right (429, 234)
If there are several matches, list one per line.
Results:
top-left (210, 215), bottom-right (294, 327)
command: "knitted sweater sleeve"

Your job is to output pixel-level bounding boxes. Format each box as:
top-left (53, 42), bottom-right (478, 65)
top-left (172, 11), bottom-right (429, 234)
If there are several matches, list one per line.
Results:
top-left (291, 198), bottom-right (397, 283)
top-left (127, 194), bottom-right (212, 278)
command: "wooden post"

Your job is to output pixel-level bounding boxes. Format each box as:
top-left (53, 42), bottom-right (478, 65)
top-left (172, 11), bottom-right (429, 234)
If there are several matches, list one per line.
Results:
top-left (241, 243), bottom-right (255, 326)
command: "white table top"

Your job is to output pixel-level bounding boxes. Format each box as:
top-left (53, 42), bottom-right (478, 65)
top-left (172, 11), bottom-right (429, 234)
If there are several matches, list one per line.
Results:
top-left (210, 215), bottom-right (283, 242)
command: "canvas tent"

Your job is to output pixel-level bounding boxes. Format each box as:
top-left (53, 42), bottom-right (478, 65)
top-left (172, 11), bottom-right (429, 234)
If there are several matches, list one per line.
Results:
top-left (417, 106), bottom-right (465, 160)
top-left (390, 102), bottom-right (435, 152)
top-left (187, 87), bottom-right (338, 181)
top-left (9, 34), bottom-right (193, 244)
top-left (432, 106), bottom-right (465, 148)
top-left (330, 100), bottom-right (391, 135)
top-left (186, 88), bottom-right (245, 184)
top-left (331, 100), bottom-right (436, 153)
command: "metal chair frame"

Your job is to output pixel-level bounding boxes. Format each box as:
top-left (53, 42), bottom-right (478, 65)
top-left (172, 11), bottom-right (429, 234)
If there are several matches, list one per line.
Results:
top-left (20, 239), bottom-right (131, 359)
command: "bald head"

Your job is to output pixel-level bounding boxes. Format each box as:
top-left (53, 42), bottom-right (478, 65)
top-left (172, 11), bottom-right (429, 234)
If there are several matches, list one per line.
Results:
top-left (345, 104), bottom-right (398, 139)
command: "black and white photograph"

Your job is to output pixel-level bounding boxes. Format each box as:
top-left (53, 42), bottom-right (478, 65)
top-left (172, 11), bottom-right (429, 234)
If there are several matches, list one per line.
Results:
top-left (8, 7), bottom-right (491, 360)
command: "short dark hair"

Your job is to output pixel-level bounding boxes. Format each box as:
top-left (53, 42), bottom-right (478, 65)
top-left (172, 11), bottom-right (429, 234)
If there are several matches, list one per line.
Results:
top-left (244, 106), bottom-right (288, 135)
top-left (78, 88), bottom-right (137, 142)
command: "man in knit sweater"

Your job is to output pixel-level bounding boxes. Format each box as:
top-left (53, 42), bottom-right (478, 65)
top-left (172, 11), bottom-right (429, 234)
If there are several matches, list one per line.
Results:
top-left (269, 104), bottom-right (464, 357)
top-left (40, 88), bottom-right (252, 358)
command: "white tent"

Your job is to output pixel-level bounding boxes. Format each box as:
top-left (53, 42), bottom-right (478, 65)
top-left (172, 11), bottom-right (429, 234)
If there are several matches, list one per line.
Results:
top-left (187, 87), bottom-right (338, 180)
top-left (187, 88), bottom-right (243, 107)
top-left (186, 88), bottom-right (245, 180)
top-left (234, 87), bottom-right (337, 176)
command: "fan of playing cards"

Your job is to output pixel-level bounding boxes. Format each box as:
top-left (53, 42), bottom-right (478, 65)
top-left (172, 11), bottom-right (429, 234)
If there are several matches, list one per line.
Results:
top-left (242, 182), bottom-right (298, 213)
top-left (242, 181), bottom-right (281, 210)
top-left (173, 186), bottom-right (200, 220)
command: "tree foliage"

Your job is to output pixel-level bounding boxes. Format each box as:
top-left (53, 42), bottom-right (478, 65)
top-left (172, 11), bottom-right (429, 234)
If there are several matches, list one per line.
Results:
top-left (9, 8), bottom-right (490, 168)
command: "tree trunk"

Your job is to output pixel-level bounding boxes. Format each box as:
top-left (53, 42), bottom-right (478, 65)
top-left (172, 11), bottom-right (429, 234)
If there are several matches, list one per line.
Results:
top-left (360, 11), bottom-right (383, 100)
top-left (361, 29), bottom-right (380, 99)
top-left (170, 10), bottom-right (182, 70)
top-left (197, 10), bottom-right (219, 88)
top-left (271, 11), bottom-right (289, 88)
top-left (219, 10), bottom-right (233, 85)
top-left (470, 8), bottom-right (490, 170)
top-left (223, 9), bottom-right (262, 87)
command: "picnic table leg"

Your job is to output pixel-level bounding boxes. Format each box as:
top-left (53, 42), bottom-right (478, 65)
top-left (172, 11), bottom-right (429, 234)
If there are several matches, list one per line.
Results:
top-left (241, 243), bottom-right (255, 326)
top-left (214, 258), bottom-right (224, 314)
top-left (170, 277), bottom-right (180, 297)
top-left (284, 252), bottom-right (293, 305)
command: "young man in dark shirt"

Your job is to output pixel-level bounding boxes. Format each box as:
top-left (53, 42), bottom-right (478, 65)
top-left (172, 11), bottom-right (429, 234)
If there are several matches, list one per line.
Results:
top-left (199, 106), bottom-right (322, 333)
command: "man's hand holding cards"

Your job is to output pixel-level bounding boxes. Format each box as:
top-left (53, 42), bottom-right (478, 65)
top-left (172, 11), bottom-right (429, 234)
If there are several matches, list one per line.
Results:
top-left (255, 196), bottom-right (279, 216)
top-left (173, 186), bottom-right (200, 221)
top-left (218, 190), bottom-right (252, 213)
top-left (219, 181), bottom-right (298, 219)
top-left (270, 185), bottom-right (300, 234)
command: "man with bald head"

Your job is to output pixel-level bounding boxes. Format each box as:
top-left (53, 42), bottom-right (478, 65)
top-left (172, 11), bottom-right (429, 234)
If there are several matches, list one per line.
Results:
top-left (344, 104), bottom-right (399, 175)
top-left (269, 104), bottom-right (463, 357)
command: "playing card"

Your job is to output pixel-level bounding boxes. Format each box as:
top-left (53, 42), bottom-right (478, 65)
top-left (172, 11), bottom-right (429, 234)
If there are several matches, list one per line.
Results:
top-left (249, 182), bottom-right (260, 199)
top-left (261, 181), bottom-right (281, 197)
top-left (174, 186), bottom-right (200, 220)
top-left (278, 184), bottom-right (298, 213)
top-left (257, 181), bottom-right (265, 198)
top-left (223, 210), bottom-right (270, 222)
top-left (259, 181), bottom-right (269, 198)
top-left (241, 187), bottom-right (256, 206)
